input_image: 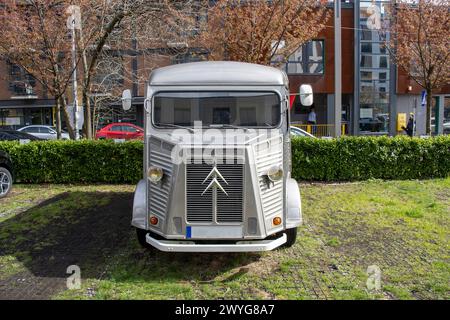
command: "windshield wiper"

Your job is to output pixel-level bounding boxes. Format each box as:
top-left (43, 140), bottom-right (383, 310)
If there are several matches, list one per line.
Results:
top-left (159, 123), bottom-right (194, 133)
top-left (208, 124), bottom-right (248, 131)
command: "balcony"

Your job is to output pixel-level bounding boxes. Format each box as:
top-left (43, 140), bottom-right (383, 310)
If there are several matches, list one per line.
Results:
top-left (9, 81), bottom-right (38, 100)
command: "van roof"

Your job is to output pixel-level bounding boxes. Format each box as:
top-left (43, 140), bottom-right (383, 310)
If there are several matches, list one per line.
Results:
top-left (149, 61), bottom-right (288, 86)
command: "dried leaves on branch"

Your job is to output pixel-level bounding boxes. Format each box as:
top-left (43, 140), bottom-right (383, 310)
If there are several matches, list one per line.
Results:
top-left (0, 0), bottom-right (78, 138)
top-left (197, 0), bottom-right (330, 65)
top-left (387, 0), bottom-right (450, 134)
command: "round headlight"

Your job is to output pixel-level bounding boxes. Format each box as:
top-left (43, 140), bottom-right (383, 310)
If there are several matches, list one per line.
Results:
top-left (267, 166), bottom-right (283, 182)
top-left (148, 166), bottom-right (163, 183)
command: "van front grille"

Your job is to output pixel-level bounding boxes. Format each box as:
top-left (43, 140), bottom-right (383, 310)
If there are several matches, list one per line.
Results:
top-left (186, 163), bottom-right (243, 223)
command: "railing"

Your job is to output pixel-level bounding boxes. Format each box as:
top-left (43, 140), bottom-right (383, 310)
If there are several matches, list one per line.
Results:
top-left (292, 124), bottom-right (347, 138)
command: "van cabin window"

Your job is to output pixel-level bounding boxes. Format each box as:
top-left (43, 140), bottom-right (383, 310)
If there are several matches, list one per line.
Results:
top-left (153, 92), bottom-right (281, 128)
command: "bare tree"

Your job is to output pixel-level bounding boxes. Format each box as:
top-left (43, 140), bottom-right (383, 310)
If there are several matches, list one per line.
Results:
top-left (76, 0), bottom-right (200, 138)
top-left (387, 0), bottom-right (450, 134)
top-left (197, 0), bottom-right (330, 65)
top-left (0, 0), bottom-right (80, 139)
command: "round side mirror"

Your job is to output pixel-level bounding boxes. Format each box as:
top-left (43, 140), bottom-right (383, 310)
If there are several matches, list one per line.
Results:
top-left (299, 84), bottom-right (313, 107)
top-left (122, 89), bottom-right (132, 111)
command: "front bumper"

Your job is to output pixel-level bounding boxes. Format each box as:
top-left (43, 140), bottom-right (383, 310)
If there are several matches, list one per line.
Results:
top-left (146, 233), bottom-right (287, 252)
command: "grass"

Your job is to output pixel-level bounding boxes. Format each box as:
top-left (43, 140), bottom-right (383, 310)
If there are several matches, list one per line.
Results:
top-left (0, 179), bottom-right (448, 300)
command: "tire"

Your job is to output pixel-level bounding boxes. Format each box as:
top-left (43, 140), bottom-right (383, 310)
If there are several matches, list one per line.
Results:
top-left (0, 167), bottom-right (13, 199)
top-left (136, 228), bottom-right (155, 249)
top-left (284, 228), bottom-right (298, 248)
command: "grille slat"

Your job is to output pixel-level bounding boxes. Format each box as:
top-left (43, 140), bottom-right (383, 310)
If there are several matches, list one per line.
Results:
top-left (254, 136), bottom-right (284, 219)
top-left (186, 162), bottom-right (243, 223)
top-left (148, 138), bottom-right (173, 220)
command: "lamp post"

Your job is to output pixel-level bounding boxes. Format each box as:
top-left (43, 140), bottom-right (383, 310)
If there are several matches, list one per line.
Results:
top-left (334, 0), bottom-right (342, 137)
top-left (71, 17), bottom-right (80, 140)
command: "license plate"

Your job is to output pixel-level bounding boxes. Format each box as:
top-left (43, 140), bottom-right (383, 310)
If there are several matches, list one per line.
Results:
top-left (186, 225), bottom-right (243, 239)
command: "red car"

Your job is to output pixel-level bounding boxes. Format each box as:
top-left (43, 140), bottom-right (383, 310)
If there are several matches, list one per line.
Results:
top-left (95, 123), bottom-right (144, 140)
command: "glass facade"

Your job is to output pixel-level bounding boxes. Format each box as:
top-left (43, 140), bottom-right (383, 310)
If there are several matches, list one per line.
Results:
top-left (283, 40), bottom-right (325, 75)
top-left (358, 1), bottom-right (391, 134)
top-left (444, 97), bottom-right (450, 134)
top-left (0, 107), bottom-right (53, 129)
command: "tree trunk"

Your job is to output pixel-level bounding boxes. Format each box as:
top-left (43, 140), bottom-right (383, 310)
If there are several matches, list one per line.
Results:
top-left (80, 12), bottom-right (125, 140)
top-left (425, 88), bottom-right (433, 135)
top-left (59, 96), bottom-right (76, 140)
top-left (55, 98), bottom-right (62, 140)
top-left (83, 91), bottom-right (93, 139)
top-left (79, 28), bottom-right (92, 140)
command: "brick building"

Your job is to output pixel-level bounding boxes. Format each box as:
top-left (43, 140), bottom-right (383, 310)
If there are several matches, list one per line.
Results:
top-left (1, 0), bottom-right (449, 135)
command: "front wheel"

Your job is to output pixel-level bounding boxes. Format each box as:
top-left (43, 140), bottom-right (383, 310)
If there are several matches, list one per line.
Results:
top-left (284, 228), bottom-right (298, 248)
top-left (0, 167), bottom-right (13, 199)
top-left (136, 228), bottom-right (153, 249)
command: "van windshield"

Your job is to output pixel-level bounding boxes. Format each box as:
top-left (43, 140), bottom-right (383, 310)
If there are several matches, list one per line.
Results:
top-left (153, 91), bottom-right (281, 128)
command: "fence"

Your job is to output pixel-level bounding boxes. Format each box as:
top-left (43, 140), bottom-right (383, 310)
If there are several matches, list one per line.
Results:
top-left (291, 124), bottom-right (347, 137)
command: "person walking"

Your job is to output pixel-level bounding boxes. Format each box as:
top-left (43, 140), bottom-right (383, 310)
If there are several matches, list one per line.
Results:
top-left (402, 113), bottom-right (415, 137)
top-left (307, 107), bottom-right (317, 125)
top-left (307, 107), bottom-right (317, 134)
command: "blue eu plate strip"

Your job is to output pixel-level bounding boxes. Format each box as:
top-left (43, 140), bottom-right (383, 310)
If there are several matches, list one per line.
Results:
top-left (186, 226), bottom-right (192, 239)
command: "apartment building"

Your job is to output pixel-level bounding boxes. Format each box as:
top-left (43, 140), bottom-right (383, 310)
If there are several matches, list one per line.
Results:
top-left (1, 0), bottom-right (448, 135)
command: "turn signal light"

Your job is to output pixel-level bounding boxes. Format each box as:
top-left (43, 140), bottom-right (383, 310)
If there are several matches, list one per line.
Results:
top-left (150, 216), bottom-right (159, 225)
top-left (273, 217), bottom-right (282, 226)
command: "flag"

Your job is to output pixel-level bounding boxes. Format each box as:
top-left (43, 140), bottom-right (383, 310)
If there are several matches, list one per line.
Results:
top-left (289, 95), bottom-right (296, 109)
top-left (421, 90), bottom-right (427, 108)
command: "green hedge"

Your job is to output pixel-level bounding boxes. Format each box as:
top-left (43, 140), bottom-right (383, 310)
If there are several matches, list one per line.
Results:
top-left (0, 136), bottom-right (449, 183)
top-left (291, 136), bottom-right (450, 181)
top-left (0, 140), bottom-right (143, 183)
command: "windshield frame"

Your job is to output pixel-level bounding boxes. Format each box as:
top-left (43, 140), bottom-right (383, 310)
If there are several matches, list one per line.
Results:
top-left (151, 90), bottom-right (283, 130)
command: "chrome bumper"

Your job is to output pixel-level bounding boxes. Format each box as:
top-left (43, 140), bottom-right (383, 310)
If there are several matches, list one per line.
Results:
top-left (146, 233), bottom-right (287, 252)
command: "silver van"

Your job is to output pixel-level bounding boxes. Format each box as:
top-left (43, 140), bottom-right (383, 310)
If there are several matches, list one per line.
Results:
top-left (124, 61), bottom-right (313, 252)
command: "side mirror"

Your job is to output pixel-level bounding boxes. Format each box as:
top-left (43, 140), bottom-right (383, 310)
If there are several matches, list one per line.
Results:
top-left (122, 89), bottom-right (132, 111)
top-left (299, 84), bottom-right (313, 107)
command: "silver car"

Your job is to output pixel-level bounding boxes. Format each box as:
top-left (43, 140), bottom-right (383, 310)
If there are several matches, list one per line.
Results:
top-left (124, 61), bottom-right (313, 252)
top-left (17, 125), bottom-right (70, 140)
top-left (290, 126), bottom-right (315, 138)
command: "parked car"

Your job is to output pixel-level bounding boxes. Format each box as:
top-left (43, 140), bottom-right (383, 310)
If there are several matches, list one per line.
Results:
top-left (0, 130), bottom-right (43, 141)
top-left (443, 121), bottom-right (450, 134)
top-left (95, 123), bottom-right (144, 140)
top-left (0, 150), bottom-right (13, 198)
top-left (17, 125), bottom-right (70, 140)
top-left (290, 126), bottom-right (315, 138)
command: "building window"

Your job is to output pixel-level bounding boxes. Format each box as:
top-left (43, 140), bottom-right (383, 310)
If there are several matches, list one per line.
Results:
top-left (358, 0), bottom-right (391, 134)
top-left (7, 62), bottom-right (37, 96)
top-left (172, 51), bottom-right (206, 64)
top-left (283, 40), bottom-right (325, 75)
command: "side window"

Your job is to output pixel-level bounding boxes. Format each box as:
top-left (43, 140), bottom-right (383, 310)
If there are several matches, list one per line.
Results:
top-left (111, 125), bottom-right (122, 131)
top-left (125, 126), bottom-right (138, 132)
top-left (40, 127), bottom-right (52, 133)
top-left (25, 127), bottom-right (39, 133)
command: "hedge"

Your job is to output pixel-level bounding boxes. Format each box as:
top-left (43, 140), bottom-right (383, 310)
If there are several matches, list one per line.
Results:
top-left (291, 136), bottom-right (450, 181)
top-left (0, 136), bottom-right (449, 183)
top-left (0, 140), bottom-right (143, 183)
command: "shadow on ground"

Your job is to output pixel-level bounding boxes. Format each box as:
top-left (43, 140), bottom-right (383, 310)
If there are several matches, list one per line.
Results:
top-left (0, 191), bottom-right (259, 299)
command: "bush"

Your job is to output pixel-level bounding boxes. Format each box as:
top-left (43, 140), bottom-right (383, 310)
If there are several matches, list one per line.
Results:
top-left (0, 140), bottom-right (143, 183)
top-left (0, 136), bottom-right (449, 183)
top-left (291, 136), bottom-right (450, 181)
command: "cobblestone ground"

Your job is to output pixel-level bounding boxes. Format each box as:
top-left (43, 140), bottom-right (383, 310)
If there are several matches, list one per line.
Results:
top-left (0, 185), bottom-right (134, 299)
top-left (0, 180), bottom-right (448, 300)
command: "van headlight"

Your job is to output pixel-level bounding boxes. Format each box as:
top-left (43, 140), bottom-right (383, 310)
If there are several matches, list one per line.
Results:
top-left (148, 166), bottom-right (164, 183)
top-left (267, 165), bottom-right (283, 182)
